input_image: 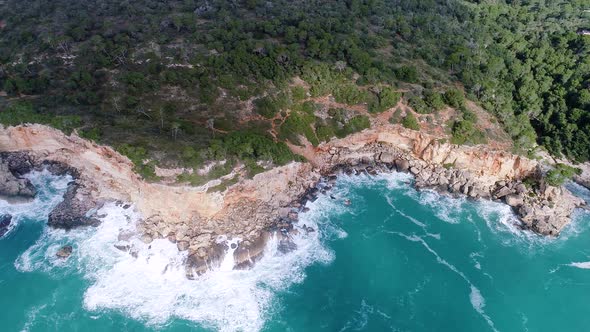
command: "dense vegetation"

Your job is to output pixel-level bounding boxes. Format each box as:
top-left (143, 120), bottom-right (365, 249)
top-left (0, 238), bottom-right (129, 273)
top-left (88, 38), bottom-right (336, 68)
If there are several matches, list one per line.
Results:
top-left (0, 0), bottom-right (589, 179)
top-left (545, 163), bottom-right (582, 187)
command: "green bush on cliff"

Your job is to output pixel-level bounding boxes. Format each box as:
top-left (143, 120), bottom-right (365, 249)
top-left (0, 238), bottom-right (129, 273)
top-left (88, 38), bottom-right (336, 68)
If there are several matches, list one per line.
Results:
top-left (116, 144), bottom-right (158, 181)
top-left (401, 112), bottom-right (420, 130)
top-left (0, 102), bottom-right (81, 134)
top-left (408, 96), bottom-right (431, 114)
top-left (210, 131), bottom-right (297, 165)
top-left (254, 93), bottom-right (291, 119)
top-left (424, 89), bottom-right (446, 111)
top-left (333, 84), bottom-right (369, 105)
top-left (337, 115), bottom-right (370, 138)
top-left (368, 87), bottom-right (401, 113)
top-left (279, 109), bottom-right (319, 146)
top-left (451, 119), bottom-right (486, 145)
top-left (545, 164), bottom-right (582, 186)
top-left (316, 123), bottom-right (337, 142)
top-left (443, 89), bottom-right (465, 109)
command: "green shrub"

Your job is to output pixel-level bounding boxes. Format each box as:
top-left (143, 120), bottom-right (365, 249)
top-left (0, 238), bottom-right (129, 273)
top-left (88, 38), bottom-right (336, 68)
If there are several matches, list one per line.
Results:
top-left (333, 84), bottom-right (369, 105)
top-left (423, 89), bottom-right (445, 111)
top-left (389, 108), bottom-right (403, 124)
top-left (254, 93), bottom-right (290, 118)
top-left (291, 86), bottom-right (307, 101)
top-left (545, 163), bottom-right (582, 186)
top-left (79, 127), bottom-right (101, 141)
top-left (408, 96), bottom-right (431, 114)
top-left (451, 120), bottom-right (487, 145)
top-left (210, 131), bottom-right (297, 165)
top-left (337, 115), bottom-right (370, 137)
top-left (279, 111), bottom-right (319, 146)
top-left (395, 65), bottom-right (418, 83)
top-left (461, 106), bottom-right (478, 122)
top-left (116, 144), bottom-right (158, 180)
top-left (443, 88), bottom-right (465, 108)
top-left (301, 63), bottom-right (340, 97)
top-left (316, 123), bottom-right (337, 142)
top-left (401, 112), bottom-right (420, 130)
top-left (368, 86), bottom-right (401, 113)
top-left (0, 102), bottom-right (82, 134)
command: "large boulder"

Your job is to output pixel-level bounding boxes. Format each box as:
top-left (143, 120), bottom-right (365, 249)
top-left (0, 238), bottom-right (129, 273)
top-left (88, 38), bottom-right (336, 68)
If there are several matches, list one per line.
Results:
top-left (379, 152), bottom-right (396, 164)
top-left (48, 184), bottom-right (100, 229)
top-left (0, 160), bottom-right (37, 199)
top-left (395, 159), bottom-right (410, 173)
top-left (505, 194), bottom-right (524, 207)
top-left (493, 186), bottom-right (512, 199)
top-left (0, 152), bottom-right (35, 176)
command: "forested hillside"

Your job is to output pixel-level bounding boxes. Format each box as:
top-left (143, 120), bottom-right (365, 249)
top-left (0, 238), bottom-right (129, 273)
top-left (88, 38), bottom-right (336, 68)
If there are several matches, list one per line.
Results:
top-left (0, 0), bottom-right (589, 178)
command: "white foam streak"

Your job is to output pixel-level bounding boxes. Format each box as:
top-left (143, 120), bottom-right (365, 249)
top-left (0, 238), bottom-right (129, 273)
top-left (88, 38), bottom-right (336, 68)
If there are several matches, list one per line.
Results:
top-left (568, 261), bottom-right (590, 269)
top-left (389, 231), bottom-right (499, 332)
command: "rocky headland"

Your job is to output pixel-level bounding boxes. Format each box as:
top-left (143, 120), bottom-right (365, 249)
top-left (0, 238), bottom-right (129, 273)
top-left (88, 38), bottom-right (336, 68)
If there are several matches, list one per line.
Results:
top-left (0, 123), bottom-right (587, 276)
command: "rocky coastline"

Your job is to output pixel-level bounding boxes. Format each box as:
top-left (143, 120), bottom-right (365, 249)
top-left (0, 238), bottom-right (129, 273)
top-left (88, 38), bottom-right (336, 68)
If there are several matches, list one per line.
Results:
top-left (0, 124), bottom-right (588, 277)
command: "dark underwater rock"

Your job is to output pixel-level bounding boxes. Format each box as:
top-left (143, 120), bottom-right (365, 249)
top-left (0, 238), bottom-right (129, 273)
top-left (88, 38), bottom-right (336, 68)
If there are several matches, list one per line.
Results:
top-left (0, 214), bottom-right (12, 237)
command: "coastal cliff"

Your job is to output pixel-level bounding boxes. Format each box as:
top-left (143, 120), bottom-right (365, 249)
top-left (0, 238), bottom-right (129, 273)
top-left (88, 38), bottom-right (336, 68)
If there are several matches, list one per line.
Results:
top-left (0, 123), bottom-right (586, 275)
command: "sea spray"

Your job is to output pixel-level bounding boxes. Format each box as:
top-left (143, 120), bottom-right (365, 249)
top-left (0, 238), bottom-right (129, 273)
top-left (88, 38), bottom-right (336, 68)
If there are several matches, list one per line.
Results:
top-left (0, 170), bottom-right (71, 238)
top-left (13, 191), bottom-right (336, 332)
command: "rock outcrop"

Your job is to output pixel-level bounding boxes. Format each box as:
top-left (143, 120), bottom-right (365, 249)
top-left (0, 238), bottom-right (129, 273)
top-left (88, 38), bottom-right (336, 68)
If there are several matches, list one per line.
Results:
top-left (1, 123), bottom-right (587, 276)
top-left (47, 183), bottom-right (101, 229)
top-left (0, 155), bottom-right (36, 199)
top-left (56, 245), bottom-right (73, 259)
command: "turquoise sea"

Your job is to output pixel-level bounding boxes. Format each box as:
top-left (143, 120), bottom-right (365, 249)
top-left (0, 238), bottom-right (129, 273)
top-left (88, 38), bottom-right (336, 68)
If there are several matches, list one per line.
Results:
top-left (1, 170), bottom-right (590, 332)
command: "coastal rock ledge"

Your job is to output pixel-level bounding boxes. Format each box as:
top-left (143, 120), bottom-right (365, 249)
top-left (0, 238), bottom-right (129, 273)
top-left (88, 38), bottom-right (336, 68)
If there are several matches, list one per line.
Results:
top-left (0, 124), bottom-right (587, 276)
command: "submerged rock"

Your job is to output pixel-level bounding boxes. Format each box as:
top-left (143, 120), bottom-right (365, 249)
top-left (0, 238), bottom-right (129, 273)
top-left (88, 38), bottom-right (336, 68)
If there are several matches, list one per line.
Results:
top-left (278, 238), bottom-right (297, 254)
top-left (0, 214), bottom-right (12, 237)
top-left (56, 245), bottom-right (73, 259)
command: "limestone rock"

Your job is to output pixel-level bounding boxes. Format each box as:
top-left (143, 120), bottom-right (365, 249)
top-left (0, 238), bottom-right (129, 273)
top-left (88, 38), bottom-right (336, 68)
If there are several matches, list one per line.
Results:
top-left (395, 159), bottom-right (410, 172)
top-left (505, 194), bottom-right (524, 207)
top-left (379, 152), bottom-right (396, 164)
top-left (494, 186), bottom-right (512, 198)
top-left (177, 241), bottom-right (190, 251)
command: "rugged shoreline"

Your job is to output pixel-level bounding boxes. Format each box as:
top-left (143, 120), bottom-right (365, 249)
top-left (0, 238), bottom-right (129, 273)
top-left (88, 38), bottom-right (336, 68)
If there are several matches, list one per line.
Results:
top-left (0, 124), bottom-right (587, 275)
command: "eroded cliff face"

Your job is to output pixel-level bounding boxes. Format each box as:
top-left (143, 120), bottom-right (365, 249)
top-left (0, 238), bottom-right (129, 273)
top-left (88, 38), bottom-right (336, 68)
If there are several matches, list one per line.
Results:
top-left (0, 123), bottom-right (586, 275)
top-left (0, 124), bottom-right (318, 274)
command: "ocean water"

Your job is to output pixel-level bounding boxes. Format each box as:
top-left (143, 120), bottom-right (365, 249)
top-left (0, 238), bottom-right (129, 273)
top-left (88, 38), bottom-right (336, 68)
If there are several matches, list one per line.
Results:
top-left (2, 171), bottom-right (590, 332)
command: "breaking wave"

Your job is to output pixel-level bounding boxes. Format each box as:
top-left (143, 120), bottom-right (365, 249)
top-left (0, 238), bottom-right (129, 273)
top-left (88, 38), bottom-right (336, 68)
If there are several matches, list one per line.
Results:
top-left (10, 174), bottom-right (337, 332)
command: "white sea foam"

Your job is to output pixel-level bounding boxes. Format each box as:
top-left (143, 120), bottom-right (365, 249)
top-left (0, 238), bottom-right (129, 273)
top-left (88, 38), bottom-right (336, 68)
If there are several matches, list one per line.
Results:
top-left (79, 202), bottom-right (333, 332)
top-left (0, 170), bottom-right (71, 237)
top-left (469, 252), bottom-right (482, 270)
top-left (568, 261), bottom-right (590, 269)
top-left (418, 190), bottom-right (466, 224)
top-left (469, 286), bottom-right (485, 314)
top-left (15, 188), bottom-right (336, 332)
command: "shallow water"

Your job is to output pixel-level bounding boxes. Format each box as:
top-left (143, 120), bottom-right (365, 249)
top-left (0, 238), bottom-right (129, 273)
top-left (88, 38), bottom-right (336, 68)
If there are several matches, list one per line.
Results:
top-left (1, 171), bottom-right (590, 332)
